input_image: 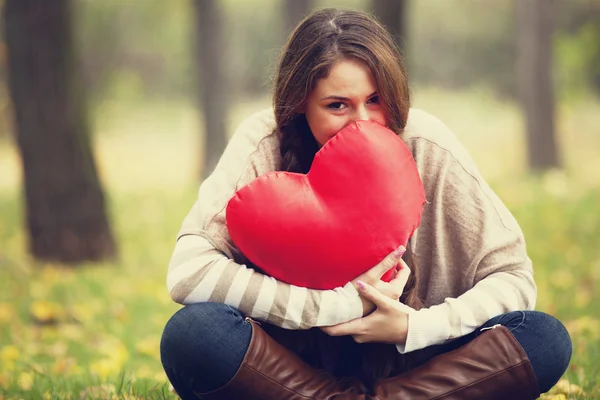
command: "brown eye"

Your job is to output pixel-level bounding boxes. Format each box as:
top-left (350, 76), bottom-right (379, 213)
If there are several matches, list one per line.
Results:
top-left (368, 95), bottom-right (379, 104)
top-left (327, 102), bottom-right (345, 110)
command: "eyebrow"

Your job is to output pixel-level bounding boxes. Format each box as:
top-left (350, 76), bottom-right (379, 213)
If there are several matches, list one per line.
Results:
top-left (320, 91), bottom-right (378, 101)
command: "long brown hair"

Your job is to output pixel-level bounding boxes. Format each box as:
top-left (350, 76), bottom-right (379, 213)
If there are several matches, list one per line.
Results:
top-left (274, 8), bottom-right (411, 173)
top-left (272, 8), bottom-right (422, 382)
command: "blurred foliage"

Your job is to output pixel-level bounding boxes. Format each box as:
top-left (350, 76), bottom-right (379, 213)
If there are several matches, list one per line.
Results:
top-left (409, 0), bottom-right (518, 97)
top-left (3, 0), bottom-right (588, 109)
top-left (410, 0), bottom-right (600, 100)
top-left (74, 0), bottom-right (195, 101)
top-left (555, 23), bottom-right (600, 101)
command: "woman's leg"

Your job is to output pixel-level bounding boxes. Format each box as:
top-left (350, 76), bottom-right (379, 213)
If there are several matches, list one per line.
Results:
top-left (404, 310), bottom-right (572, 394)
top-left (372, 310), bottom-right (571, 399)
top-left (372, 326), bottom-right (537, 399)
top-left (476, 310), bottom-right (572, 393)
top-left (161, 303), bottom-right (367, 400)
top-left (160, 302), bottom-right (252, 397)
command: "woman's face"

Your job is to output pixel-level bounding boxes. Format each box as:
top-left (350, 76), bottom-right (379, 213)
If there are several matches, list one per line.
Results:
top-left (303, 58), bottom-right (387, 147)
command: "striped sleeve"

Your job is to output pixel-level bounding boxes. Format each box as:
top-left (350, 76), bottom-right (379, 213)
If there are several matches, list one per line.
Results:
top-left (397, 268), bottom-right (536, 353)
top-left (167, 234), bottom-right (364, 329)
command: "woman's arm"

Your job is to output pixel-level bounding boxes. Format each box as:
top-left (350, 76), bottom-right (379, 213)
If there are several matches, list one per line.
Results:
top-left (398, 269), bottom-right (536, 353)
top-left (396, 110), bottom-right (537, 353)
top-left (167, 234), bottom-right (364, 329)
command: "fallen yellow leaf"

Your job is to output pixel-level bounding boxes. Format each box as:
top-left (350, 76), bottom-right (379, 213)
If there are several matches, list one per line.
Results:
top-left (69, 301), bottom-right (101, 323)
top-left (565, 316), bottom-right (600, 339)
top-left (0, 345), bottom-right (19, 363)
top-left (549, 378), bottom-right (586, 396)
top-left (98, 336), bottom-right (130, 365)
top-left (47, 341), bottom-right (68, 357)
top-left (90, 358), bottom-right (119, 380)
top-left (132, 365), bottom-right (154, 381)
top-left (39, 265), bottom-right (64, 284)
top-left (575, 289), bottom-right (592, 308)
top-left (0, 345), bottom-right (19, 371)
top-left (0, 372), bottom-right (10, 389)
top-left (550, 270), bottom-right (574, 290)
top-left (52, 357), bottom-right (75, 375)
top-left (79, 383), bottom-right (117, 398)
top-left (0, 302), bottom-right (15, 324)
top-left (540, 394), bottom-right (567, 400)
top-left (29, 280), bottom-right (51, 300)
top-left (17, 371), bottom-right (34, 391)
top-left (58, 323), bottom-right (84, 341)
top-left (135, 336), bottom-right (160, 358)
top-left (30, 300), bottom-right (63, 324)
top-left (110, 302), bottom-right (129, 322)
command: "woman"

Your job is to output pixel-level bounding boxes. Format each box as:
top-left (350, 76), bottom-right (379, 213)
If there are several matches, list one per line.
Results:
top-left (160, 8), bottom-right (572, 399)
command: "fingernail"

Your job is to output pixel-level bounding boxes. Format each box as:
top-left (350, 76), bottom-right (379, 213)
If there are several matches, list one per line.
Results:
top-left (357, 280), bottom-right (366, 290)
top-left (394, 245), bottom-right (406, 258)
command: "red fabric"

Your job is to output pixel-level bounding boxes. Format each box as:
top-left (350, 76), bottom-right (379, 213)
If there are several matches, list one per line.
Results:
top-left (226, 121), bottom-right (426, 290)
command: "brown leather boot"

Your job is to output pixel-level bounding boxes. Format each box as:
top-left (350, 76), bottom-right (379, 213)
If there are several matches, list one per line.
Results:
top-left (200, 318), bottom-right (367, 400)
top-left (371, 325), bottom-right (540, 400)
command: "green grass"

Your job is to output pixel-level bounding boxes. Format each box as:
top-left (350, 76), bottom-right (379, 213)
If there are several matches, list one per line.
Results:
top-left (0, 90), bottom-right (599, 399)
top-left (0, 189), bottom-right (187, 399)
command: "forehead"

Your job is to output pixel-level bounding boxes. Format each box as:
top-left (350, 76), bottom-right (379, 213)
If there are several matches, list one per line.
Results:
top-left (313, 59), bottom-right (377, 97)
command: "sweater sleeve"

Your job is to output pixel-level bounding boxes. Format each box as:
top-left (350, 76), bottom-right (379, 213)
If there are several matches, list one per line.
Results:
top-left (168, 235), bottom-right (363, 329)
top-left (166, 109), bottom-right (363, 329)
top-left (397, 112), bottom-right (537, 353)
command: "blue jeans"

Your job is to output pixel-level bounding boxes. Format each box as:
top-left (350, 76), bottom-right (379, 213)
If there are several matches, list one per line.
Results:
top-left (160, 303), bottom-right (572, 399)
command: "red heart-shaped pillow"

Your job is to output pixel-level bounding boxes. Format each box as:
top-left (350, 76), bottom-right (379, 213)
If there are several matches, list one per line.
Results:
top-left (226, 121), bottom-right (426, 290)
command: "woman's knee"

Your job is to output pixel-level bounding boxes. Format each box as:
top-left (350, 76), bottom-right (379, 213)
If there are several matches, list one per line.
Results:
top-left (518, 311), bottom-right (572, 393)
top-left (162, 303), bottom-right (242, 340)
top-left (160, 302), bottom-right (252, 369)
top-left (160, 303), bottom-right (253, 394)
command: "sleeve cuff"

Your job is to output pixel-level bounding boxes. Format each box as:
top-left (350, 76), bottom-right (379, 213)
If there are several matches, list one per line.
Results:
top-left (319, 282), bottom-right (364, 326)
top-left (340, 282), bottom-right (364, 321)
top-left (396, 305), bottom-right (451, 354)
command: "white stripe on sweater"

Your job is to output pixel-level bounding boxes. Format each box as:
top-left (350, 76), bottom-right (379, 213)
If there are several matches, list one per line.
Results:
top-left (251, 276), bottom-right (279, 321)
top-left (224, 265), bottom-right (254, 309)
top-left (282, 286), bottom-right (308, 329)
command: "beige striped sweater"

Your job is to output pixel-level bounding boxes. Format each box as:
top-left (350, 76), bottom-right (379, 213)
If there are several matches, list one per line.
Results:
top-left (167, 108), bottom-right (537, 353)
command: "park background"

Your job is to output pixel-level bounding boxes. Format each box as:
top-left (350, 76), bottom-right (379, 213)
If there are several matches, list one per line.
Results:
top-left (0, 0), bottom-right (599, 398)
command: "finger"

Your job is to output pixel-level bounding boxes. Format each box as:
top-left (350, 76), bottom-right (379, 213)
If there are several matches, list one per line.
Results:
top-left (357, 279), bottom-right (391, 308)
top-left (373, 245), bottom-right (406, 277)
top-left (322, 318), bottom-right (366, 337)
top-left (384, 266), bottom-right (410, 301)
top-left (388, 261), bottom-right (411, 294)
top-left (321, 326), bottom-right (335, 335)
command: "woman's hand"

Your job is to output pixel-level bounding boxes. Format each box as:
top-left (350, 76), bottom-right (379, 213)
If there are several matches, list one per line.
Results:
top-left (353, 246), bottom-right (407, 315)
top-left (322, 266), bottom-right (414, 345)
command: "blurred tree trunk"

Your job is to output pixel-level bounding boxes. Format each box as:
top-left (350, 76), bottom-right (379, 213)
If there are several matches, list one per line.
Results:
top-left (516, 0), bottom-right (560, 170)
top-left (192, 0), bottom-right (228, 179)
top-left (372, 0), bottom-right (408, 55)
top-left (3, 0), bottom-right (116, 264)
top-left (285, 0), bottom-right (312, 35)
